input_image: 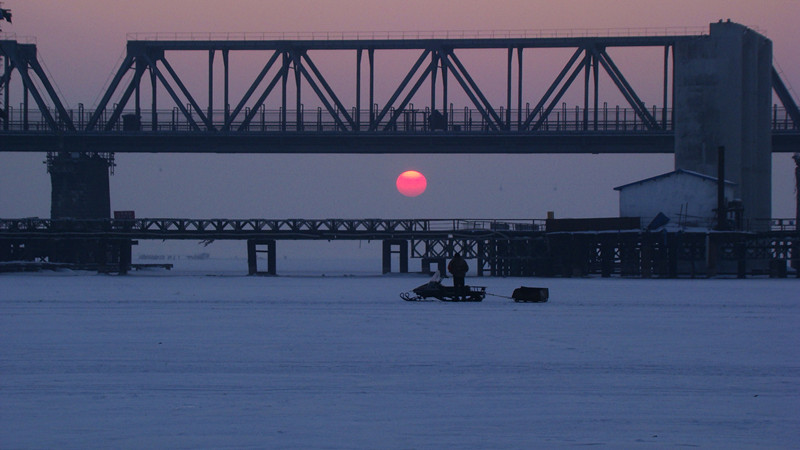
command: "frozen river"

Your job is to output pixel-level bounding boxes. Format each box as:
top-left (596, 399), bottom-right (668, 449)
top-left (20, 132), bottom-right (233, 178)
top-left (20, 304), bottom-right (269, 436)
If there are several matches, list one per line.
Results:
top-left (2, 260), bottom-right (798, 448)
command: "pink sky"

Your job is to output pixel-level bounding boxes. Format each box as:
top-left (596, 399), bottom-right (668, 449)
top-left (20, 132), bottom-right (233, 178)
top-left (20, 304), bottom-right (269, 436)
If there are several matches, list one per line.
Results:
top-left (5, 0), bottom-right (799, 105)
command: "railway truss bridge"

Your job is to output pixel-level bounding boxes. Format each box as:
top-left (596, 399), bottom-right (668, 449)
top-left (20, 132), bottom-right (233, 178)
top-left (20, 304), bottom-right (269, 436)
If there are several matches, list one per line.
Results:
top-left (1, 22), bottom-right (799, 272)
top-left (1, 24), bottom-right (798, 154)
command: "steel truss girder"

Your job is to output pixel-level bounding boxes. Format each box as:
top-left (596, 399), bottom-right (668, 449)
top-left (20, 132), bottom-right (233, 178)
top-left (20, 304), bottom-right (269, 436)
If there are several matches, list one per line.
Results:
top-left (84, 36), bottom-right (682, 134)
top-left (523, 44), bottom-right (663, 131)
top-left (39, 34), bottom-right (797, 136)
top-left (0, 40), bottom-right (75, 131)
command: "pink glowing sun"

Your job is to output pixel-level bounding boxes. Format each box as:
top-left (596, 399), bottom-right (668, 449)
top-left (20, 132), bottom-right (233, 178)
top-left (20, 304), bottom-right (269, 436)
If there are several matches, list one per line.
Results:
top-left (396, 170), bottom-right (427, 197)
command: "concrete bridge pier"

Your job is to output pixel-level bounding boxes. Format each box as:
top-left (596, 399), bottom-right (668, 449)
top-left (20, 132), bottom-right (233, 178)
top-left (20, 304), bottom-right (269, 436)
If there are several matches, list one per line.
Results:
top-left (247, 239), bottom-right (276, 275)
top-left (382, 239), bottom-right (409, 274)
top-left (47, 152), bottom-right (114, 265)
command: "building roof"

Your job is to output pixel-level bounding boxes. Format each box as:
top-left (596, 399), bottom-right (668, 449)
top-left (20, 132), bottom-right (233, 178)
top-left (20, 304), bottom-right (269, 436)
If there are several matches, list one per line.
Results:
top-left (613, 169), bottom-right (736, 191)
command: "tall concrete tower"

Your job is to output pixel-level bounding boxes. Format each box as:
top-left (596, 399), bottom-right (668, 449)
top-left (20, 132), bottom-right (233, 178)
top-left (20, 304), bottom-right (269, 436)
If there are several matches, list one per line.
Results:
top-left (674, 21), bottom-right (773, 227)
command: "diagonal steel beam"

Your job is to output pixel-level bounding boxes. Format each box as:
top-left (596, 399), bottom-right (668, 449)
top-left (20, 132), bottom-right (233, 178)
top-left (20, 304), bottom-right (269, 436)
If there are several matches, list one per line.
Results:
top-left (773, 67), bottom-right (800, 127)
top-left (2, 44), bottom-right (74, 131)
top-left (440, 53), bottom-right (499, 132)
top-left (102, 61), bottom-right (147, 131)
top-left (225, 49), bottom-right (282, 130)
top-left (140, 53), bottom-right (201, 131)
top-left (14, 64), bottom-right (59, 130)
top-left (0, 61), bottom-right (12, 89)
top-left (159, 57), bottom-right (214, 130)
top-left (294, 51), bottom-right (349, 131)
top-left (595, 48), bottom-right (659, 129)
top-left (26, 56), bottom-right (76, 131)
top-left (238, 56), bottom-right (290, 131)
top-left (86, 54), bottom-right (135, 131)
top-left (301, 52), bottom-right (356, 129)
top-left (531, 53), bottom-right (589, 131)
top-left (370, 49), bottom-right (431, 131)
top-left (447, 50), bottom-right (505, 129)
top-left (521, 47), bottom-right (583, 130)
top-left (383, 52), bottom-right (437, 131)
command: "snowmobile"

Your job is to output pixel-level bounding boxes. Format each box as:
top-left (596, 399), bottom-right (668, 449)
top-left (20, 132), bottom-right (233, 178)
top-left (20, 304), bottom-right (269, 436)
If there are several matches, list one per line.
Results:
top-left (400, 271), bottom-right (486, 302)
top-left (400, 271), bottom-right (549, 303)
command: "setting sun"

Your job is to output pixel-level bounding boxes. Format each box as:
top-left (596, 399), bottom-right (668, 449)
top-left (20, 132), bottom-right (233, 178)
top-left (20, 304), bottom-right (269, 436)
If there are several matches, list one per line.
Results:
top-left (396, 170), bottom-right (427, 197)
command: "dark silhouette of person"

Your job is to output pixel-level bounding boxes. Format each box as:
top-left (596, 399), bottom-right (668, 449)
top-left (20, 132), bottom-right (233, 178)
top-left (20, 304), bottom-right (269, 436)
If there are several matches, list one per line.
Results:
top-left (448, 253), bottom-right (469, 293)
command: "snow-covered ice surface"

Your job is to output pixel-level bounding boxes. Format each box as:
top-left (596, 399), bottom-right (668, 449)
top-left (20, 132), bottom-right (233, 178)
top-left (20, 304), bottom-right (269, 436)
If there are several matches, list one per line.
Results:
top-left (2, 259), bottom-right (798, 448)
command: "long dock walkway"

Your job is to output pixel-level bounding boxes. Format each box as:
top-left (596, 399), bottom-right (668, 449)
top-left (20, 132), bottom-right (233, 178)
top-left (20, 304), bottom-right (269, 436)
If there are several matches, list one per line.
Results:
top-left (1, 217), bottom-right (797, 278)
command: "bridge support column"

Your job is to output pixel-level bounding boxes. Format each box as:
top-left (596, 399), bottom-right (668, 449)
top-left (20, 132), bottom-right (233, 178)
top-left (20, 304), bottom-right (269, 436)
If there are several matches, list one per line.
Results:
top-left (47, 152), bottom-right (113, 265)
top-left (247, 239), bottom-right (276, 275)
top-left (117, 239), bottom-right (133, 275)
top-left (674, 21), bottom-right (772, 228)
top-left (382, 239), bottom-right (408, 274)
top-left (600, 236), bottom-right (615, 278)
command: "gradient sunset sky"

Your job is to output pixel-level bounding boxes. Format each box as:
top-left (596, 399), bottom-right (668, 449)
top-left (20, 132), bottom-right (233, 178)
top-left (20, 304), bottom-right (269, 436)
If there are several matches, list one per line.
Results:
top-left (1, 1), bottom-right (798, 257)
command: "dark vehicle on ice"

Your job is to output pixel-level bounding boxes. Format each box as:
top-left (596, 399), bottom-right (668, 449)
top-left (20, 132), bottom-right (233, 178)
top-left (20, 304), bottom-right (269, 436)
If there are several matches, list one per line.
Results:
top-left (400, 271), bottom-right (486, 302)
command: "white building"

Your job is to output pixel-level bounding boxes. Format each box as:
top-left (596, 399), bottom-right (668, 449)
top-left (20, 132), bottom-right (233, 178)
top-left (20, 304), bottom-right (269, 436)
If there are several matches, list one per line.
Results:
top-left (614, 169), bottom-right (736, 229)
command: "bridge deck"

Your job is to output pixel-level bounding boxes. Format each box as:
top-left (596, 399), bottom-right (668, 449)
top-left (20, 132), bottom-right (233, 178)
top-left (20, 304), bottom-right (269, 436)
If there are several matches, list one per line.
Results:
top-left (1, 217), bottom-right (794, 240)
top-left (0, 218), bottom-right (547, 240)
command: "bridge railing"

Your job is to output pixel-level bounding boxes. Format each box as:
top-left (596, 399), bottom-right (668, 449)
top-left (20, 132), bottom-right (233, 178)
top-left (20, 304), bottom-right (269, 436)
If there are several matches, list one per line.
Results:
top-left (126, 27), bottom-right (709, 42)
top-left (3, 105), bottom-right (798, 134)
top-left (0, 217), bottom-right (548, 235)
top-left (0, 217), bottom-right (792, 236)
